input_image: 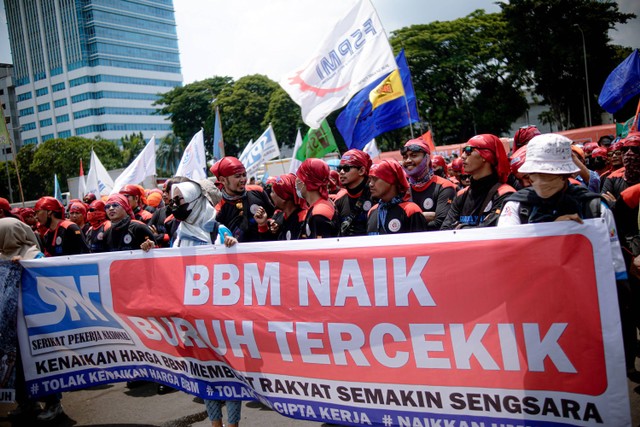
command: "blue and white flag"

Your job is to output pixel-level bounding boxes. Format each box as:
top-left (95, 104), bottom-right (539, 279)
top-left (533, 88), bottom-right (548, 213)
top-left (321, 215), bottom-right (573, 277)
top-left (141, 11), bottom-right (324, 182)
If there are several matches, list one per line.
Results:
top-left (86, 150), bottom-right (114, 197)
top-left (239, 125), bottom-right (280, 177)
top-left (213, 107), bottom-right (225, 161)
top-left (54, 174), bottom-right (63, 203)
top-left (111, 136), bottom-right (156, 194)
top-left (175, 129), bottom-right (207, 180)
top-left (336, 49), bottom-right (420, 150)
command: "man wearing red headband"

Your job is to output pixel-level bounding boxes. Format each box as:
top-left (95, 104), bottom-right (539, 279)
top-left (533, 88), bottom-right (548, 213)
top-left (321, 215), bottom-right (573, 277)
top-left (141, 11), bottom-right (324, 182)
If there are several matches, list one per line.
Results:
top-left (401, 138), bottom-right (456, 231)
top-left (295, 158), bottom-right (338, 238)
top-left (102, 193), bottom-right (155, 252)
top-left (84, 200), bottom-right (111, 253)
top-left (602, 133), bottom-right (640, 205)
top-left (367, 159), bottom-right (427, 234)
top-left (119, 184), bottom-right (153, 223)
top-left (210, 156), bottom-right (274, 242)
top-left (334, 149), bottom-right (373, 236)
top-left (68, 202), bottom-right (90, 237)
top-left (441, 134), bottom-right (515, 229)
top-left (35, 196), bottom-right (88, 256)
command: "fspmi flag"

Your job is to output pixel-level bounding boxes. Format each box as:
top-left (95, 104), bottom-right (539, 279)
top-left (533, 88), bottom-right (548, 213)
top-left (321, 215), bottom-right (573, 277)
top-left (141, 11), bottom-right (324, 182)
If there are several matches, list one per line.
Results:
top-left (279, 0), bottom-right (396, 128)
top-left (86, 149), bottom-right (114, 196)
top-left (239, 125), bottom-right (280, 177)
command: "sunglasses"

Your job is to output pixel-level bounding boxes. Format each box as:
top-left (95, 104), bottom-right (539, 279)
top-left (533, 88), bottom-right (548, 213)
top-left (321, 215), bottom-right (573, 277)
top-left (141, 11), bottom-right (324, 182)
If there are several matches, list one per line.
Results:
top-left (462, 146), bottom-right (488, 155)
top-left (623, 146), bottom-right (640, 155)
top-left (400, 144), bottom-right (426, 156)
top-left (459, 174), bottom-right (470, 180)
top-left (337, 165), bottom-right (356, 173)
top-left (104, 203), bottom-right (120, 210)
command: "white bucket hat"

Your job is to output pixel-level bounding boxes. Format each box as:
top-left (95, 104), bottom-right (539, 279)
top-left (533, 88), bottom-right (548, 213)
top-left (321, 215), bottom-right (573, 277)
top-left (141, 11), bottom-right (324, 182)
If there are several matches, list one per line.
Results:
top-left (518, 133), bottom-right (580, 175)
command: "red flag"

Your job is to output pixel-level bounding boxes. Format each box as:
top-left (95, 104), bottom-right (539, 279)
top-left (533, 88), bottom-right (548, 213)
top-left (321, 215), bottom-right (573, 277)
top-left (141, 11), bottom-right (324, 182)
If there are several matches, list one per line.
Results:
top-left (79, 158), bottom-right (84, 176)
top-left (420, 130), bottom-right (436, 154)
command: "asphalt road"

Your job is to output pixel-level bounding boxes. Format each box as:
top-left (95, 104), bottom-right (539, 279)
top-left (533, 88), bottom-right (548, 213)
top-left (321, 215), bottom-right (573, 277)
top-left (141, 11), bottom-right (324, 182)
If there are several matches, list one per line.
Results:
top-left (1, 379), bottom-right (639, 427)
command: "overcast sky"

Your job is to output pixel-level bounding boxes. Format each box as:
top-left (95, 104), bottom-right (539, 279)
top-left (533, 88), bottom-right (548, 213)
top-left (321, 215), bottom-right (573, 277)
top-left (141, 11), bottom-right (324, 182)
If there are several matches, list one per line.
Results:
top-left (0, 0), bottom-right (638, 84)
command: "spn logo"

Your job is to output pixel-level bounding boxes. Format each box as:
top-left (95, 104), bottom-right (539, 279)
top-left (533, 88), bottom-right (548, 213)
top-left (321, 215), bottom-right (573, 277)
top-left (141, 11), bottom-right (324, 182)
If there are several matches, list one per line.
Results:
top-left (22, 264), bottom-right (120, 334)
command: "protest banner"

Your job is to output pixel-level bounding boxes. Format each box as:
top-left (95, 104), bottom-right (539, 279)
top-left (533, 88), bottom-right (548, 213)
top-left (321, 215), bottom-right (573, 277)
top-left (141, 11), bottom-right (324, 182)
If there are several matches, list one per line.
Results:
top-left (18, 220), bottom-right (629, 426)
top-left (0, 262), bottom-right (20, 402)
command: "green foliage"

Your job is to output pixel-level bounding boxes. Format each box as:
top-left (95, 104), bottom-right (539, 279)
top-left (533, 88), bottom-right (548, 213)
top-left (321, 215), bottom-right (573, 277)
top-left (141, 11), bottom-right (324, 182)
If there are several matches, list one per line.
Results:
top-left (263, 87), bottom-right (304, 149)
top-left (390, 10), bottom-right (529, 144)
top-left (154, 77), bottom-right (233, 143)
top-left (120, 132), bottom-right (147, 166)
top-left (20, 137), bottom-right (121, 199)
top-left (500, 0), bottom-right (635, 129)
top-left (156, 133), bottom-right (185, 177)
top-left (215, 75), bottom-right (280, 157)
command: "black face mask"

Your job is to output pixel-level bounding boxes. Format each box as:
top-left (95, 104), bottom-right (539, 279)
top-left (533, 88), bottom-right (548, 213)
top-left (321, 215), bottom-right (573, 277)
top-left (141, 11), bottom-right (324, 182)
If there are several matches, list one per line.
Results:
top-left (172, 203), bottom-right (192, 221)
top-left (591, 157), bottom-right (606, 170)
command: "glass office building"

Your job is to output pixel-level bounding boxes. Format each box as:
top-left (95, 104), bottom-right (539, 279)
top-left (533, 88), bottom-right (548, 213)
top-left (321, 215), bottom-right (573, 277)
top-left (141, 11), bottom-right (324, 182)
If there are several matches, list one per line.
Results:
top-left (4, 0), bottom-right (182, 145)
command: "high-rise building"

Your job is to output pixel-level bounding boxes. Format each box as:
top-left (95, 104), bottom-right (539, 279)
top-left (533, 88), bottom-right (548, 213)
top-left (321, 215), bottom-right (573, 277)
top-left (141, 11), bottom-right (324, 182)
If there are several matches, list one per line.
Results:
top-left (4, 0), bottom-right (182, 146)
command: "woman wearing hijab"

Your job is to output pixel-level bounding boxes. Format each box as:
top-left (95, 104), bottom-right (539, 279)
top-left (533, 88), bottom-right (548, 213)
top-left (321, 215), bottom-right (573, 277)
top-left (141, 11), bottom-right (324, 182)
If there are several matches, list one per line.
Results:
top-left (170, 180), bottom-right (240, 427)
top-left (441, 134), bottom-right (515, 229)
top-left (1, 218), bottom-right (53, 421)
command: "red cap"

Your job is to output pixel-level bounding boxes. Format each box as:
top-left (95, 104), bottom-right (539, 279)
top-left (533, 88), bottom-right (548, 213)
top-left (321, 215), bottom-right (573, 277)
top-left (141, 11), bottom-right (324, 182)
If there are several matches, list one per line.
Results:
top-left (272, 173), bottom-right (307, 209)
top-left (403, 138), bottom-right (431, 155)
top-left (451, 158), bottom-right (464, 173)
top-left (610, 140), bottom-right (624, 152)
top-left (296, 159), bottom-right (330, 199)
top-left (431, 155), bottom-right (448, 175)
top-left (119, 184), bottom-right (144, 198)
top-left (510, 145), bottom-right (527, 175)
top-left (106, 193), bottom-right (135, 219)
top-left (583, 142), bottom-right (599, 155)
top-left (35, 196), bottom-right (65, 216)
top-left (210, 157), bottom-right (245, 178)
top-left (466, 134), bottom-right (510, 183)
top-left (591, 147), bottom-right (608, 159)
top-left (340, 149), bottom-right (372, 173)
top-left (622, 133), bottom-right (640, 148)
top-left (0, 197), bottom-right (11, 213)
top-left (513, 125), bottom-right (541, 150)
top-left (369, 159), bottom-right (409, 194)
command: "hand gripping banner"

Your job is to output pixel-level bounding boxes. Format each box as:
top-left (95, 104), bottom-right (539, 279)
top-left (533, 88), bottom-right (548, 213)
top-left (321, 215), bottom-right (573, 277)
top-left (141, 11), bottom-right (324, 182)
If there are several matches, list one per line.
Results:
top-left (18, 220), bottom-right (630, 426)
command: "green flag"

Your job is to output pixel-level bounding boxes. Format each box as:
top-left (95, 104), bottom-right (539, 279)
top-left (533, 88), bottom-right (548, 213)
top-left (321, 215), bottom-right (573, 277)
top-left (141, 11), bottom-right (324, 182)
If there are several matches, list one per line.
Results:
top-left (295, 120), bottom-right (338, 161)
top-left (617, 116), bottom-right (635, 138)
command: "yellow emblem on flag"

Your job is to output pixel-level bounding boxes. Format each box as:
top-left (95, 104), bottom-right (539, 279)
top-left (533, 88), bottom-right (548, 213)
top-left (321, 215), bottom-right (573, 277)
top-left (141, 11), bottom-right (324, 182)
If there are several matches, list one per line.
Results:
top-left (368, 69), bottom-right (405, 110)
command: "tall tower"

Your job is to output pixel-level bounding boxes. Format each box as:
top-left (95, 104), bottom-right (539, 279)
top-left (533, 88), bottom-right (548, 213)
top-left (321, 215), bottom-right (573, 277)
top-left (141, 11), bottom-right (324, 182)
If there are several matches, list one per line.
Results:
top-left (4, 0), bottom-right (182, 146)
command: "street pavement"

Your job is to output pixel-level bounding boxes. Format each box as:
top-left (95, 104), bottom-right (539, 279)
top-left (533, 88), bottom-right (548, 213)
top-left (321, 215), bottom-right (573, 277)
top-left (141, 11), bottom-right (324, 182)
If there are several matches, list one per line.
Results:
top-left (1, 379), bottom-right (640, 427)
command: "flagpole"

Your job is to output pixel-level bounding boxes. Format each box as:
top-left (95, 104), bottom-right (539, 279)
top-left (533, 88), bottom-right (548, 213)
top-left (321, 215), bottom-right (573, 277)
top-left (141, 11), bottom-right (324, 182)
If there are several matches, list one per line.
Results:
top-left (401, 93), bottom-right (415, 140)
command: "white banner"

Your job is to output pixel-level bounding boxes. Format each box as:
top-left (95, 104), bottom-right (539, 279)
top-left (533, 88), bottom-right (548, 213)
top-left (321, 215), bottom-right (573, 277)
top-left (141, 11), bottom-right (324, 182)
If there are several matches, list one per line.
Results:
top-left (280, 0), bottom-right (397, 128)
top-left (175, 129), bottom-right (207, 180)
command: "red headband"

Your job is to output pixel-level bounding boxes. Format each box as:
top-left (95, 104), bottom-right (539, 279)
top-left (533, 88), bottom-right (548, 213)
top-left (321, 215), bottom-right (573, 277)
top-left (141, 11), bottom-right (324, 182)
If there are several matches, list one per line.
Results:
top-left (370, 160), bottom-right (409, 194)
top-left (296, 159), bottom-right (330, 199)
top-left (340, 149), bottom-right (372, 173)
top-left (210, 157), bottom-right (246, 178)
top-left (466, 134), bottom-right (510, 183)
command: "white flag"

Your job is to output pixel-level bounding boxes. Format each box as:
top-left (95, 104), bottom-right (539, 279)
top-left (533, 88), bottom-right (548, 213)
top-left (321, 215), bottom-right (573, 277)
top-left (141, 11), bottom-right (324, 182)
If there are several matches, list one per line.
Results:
top-left (289, 129), bottom-right (303, 173)
top-left (111, 136), bottom-right (157, 194)
top-left (363, 138), bottom-right (380, 159)
top-left (86, 149), bottom-right (114, 196)
top-left (175, 129), bottom-right (207, 180)
top-left (239, 125), bottom-right (280, 177)
top-left (280, 0), bottom-right (396, 128)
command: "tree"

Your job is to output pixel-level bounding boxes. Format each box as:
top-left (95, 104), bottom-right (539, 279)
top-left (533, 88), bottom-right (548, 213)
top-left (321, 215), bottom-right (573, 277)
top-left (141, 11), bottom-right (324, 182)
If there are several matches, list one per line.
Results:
top-left (120, 132), bottom-right (146, 166)
top-left (156, 133), bottom-right (184, 177)
top-left (27, 137), bottom-right (121, 197)
top-left (214, 74), bottom-right (280, 157)
top-left (154, 77), bottom-right (233, 143)
top-left (263, 87), bottom-right (304, 149)
top-left (390, 11), bottom-right (529, 145)
top-left (500, 0), bottom-right (635, 129)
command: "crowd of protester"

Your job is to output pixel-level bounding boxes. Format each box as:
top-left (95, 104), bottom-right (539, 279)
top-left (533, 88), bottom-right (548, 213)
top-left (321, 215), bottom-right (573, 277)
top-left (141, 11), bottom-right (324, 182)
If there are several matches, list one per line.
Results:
top-left (2, 126), bottom-right (640, 426)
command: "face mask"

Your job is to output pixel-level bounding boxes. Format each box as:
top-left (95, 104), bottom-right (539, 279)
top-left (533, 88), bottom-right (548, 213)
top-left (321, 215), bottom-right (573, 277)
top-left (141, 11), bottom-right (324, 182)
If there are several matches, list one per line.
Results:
top-left (172, 203), bottom-right (192, 221)
top-left (531, 174), bottom-right (565, 199)
top-left (591, 158), bottom-right (606, 170)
